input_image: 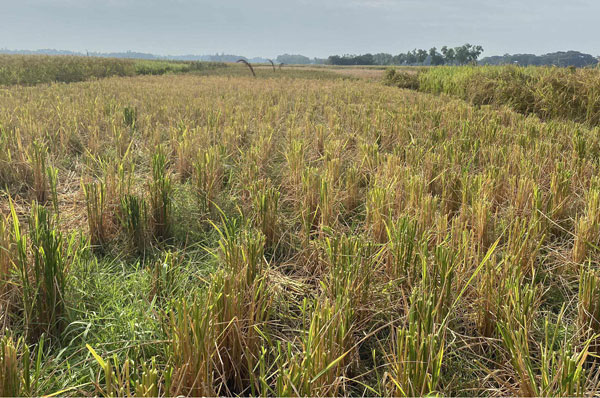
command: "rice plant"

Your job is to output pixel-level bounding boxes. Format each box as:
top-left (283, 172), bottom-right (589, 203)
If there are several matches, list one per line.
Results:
top-left (385, 287), bottom-right (445, 397)
top-left (252, 184), bottom-right (280, 249)
top-left (343, 165), bottom-right (362, 214)
top-left (149, 149), bottom-right (172, 242)
top-left (149, 251), bottom-right (181, 303)
top-left (383, 239), bottom-right (461, 397)
top-left (497, 272), bottom-right (545, 396)
top-left (10, 200), bottom-right (69, 339)
top-left (123, 106), bottom-right (137, 130)
top-left (119, 194), bottom-right (148, 254)
top-left (300, 167), bottom-right (322, 237)
top-left (366, 185), bottom-right (393, 243)
top-left (0, 335), bottom-right (23, 397)
top-left (29, 142), bottom-right (49, 204)
top-left (384, 216), bottom-right (422, 287)
top-left (0, 334), bottom-right (45, 397)
top-left (26, 141), bottom-right (60, 213)
top-left (46, 165), bottom-right (59, 214)
top-left (0, 216), bottom-right (12, 324)
top-left (169, 298), bottom-right (218, 397)
top-left (475, 254), bottom-right (503, 338)
top-left (87, 344), bottom-right (168, 397)
top-left (272, 296), bottom-right (353, 397)
top-left (322, 234), bottom-right (377, 322)
top-left (285, 139), bottom-right (305, 189)
top-left (173, 128), bottom-right (194, 181)
top-left (170, 220), bottom-right (271, 395)
top-left (193, 145), bottom-right (223, 214)
top-left (83, 180), bottom-right (107, 251)
top-left (573, 187), bottom-right (600, 263)
top-left (499, 305), bottom-right (592, 396)
top-left (579, 266), bottom-right (600, 349)
top-left (211, 223), bottom-right (271, 393)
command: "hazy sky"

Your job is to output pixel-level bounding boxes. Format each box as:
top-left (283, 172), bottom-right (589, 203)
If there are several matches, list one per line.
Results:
top-left (2, 0), bottom-right (598, 57)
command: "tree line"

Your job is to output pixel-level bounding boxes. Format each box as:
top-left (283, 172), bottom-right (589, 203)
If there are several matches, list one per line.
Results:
top-left (479, 51), bottom-right (598, 68)
top-left (327, 44), bottom-right (484, 66)
top-left (276, 54), bottom-right (327, 65)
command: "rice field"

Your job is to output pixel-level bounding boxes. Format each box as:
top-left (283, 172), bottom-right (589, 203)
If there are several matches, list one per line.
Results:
top-left (386, 65), bottom-right (600, 126)
top-left (2, 57), bottom-right (600, 396)
top-left (0, 55), bottom-right (227, 86)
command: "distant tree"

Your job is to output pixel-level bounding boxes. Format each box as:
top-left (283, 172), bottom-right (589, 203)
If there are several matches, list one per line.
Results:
top-left (469, 45), bottom-right (484, 63)
top-left (441, 46), bottom-right (455, 65)
top-left (392, 53), bottom-right (407, 65)
top-left (327, 53), bottom-right (375, 65)
top-left (452, 43), bottom-right (484, 65)
top-left (325, 43), bottom-right (484, 66)
top-left (454, 44), bottom-right (470, 65)
top-left (357, 53), bottom-right (375, 65)
top-left (416, 49), bottom-right (428, 64)
top-left (327, 55), bottom-right (342, 65)
top-left (374, 53), bottom-right (393, 65)
top-left (276, 54), bottom-right (311, 64)
top-left (406, 50), bottom-right (417, 65)
top-left (429, 47), bottom-right (445, 65)
top-left (479, 50), bottom-right (598, 67)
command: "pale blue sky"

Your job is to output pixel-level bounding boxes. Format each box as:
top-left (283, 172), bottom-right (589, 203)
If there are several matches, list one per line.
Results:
top-left (1, 0), bottom-right (598, 57)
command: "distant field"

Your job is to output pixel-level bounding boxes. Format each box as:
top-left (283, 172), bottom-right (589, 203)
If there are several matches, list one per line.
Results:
top-left (274, 66), bottom-right (387, 79)
top-left (2, 58), bottom-right (600, 396)
top-left (0, 54), bottom-right (227, 85)
top-left (272, 64), bottom-right (421, 79)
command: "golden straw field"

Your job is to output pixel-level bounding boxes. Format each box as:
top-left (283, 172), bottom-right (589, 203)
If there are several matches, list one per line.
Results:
top-left (2, 59), bottom-right (600, 396)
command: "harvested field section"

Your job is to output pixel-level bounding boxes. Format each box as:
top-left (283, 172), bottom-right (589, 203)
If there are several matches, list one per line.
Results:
top-left (1, 71), bottom-right (600, 396)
